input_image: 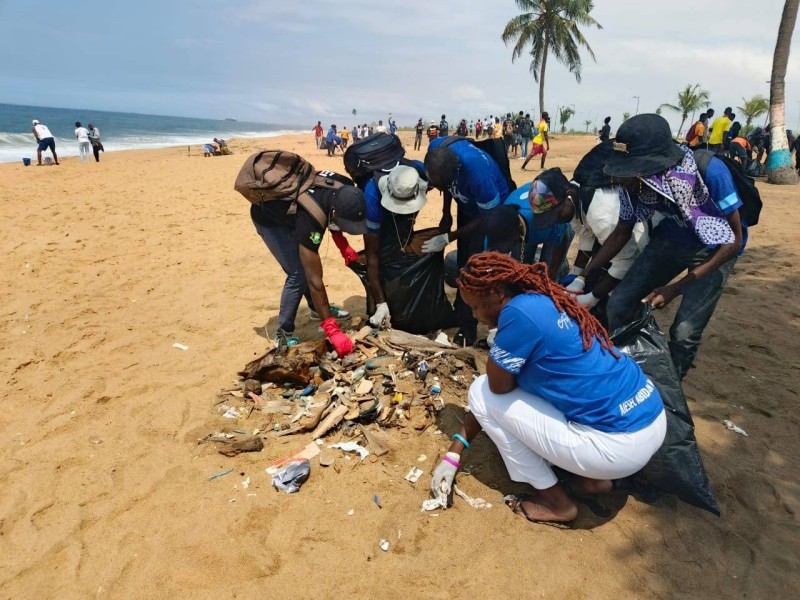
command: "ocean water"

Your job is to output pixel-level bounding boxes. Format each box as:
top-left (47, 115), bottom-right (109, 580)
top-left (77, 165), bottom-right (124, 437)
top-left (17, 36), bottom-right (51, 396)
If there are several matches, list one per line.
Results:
top-left (0, 103), bottom-right (302, 163)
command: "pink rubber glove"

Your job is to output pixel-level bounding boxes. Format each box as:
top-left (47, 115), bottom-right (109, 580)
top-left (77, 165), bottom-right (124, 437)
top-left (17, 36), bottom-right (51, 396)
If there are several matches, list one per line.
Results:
top-left (321, 317), bottom-right (354, 357)
top-left (330, 231), bottom-right (359, 266)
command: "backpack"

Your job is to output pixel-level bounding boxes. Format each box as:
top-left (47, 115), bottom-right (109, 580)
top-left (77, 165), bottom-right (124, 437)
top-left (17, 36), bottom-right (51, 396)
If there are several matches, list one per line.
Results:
top-left (297, 171), bottom-right (356, 228)
top-left (692, 149), bottom-right (763, 226)
top-left (343, 132), bottom-right (405, 188)
top-left (685, 122), bottom-right (701, 144)
top-left (234, 150), bottom-right (316, 204)
top-left (521, 119), bottom-right (533, 138)
top-left (440, 136), bottom-right (518, 194)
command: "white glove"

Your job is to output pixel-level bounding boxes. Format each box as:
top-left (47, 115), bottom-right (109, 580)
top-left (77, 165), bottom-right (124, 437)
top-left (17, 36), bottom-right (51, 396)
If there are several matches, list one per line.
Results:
top-left (576, 291), bottom-right (601, 308)
top-left (486, 327), bottom-right (497, 348)
top-left (421, 233), bottom-right (450, 254)
top-left (369, 302), bottom-right (391, 328)
top-left (566, 276), bottom-right (586, 292)
top-left (431, 451), bottom-right (460, 496)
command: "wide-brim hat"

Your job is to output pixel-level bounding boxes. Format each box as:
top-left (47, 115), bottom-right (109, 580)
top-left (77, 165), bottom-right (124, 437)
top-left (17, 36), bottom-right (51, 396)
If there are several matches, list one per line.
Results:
top-left (378, 165), bottom-right (428, 215)
top-left (331, 186), bottom-right (368, 235)
top-left (529, 167), bottom-right (570, 230)
top-left (603, 113), bottom-right (685, 178)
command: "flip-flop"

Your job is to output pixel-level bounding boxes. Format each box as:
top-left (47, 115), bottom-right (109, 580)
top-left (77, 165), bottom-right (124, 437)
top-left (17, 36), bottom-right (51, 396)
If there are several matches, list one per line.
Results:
top-left (503, 494), bottom-right (573, 529)
top-left (561, 479), bottom-right (612, 518)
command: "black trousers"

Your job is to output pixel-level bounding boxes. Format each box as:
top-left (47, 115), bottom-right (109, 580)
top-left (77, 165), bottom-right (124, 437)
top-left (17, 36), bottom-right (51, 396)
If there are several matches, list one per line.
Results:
top-left (452, 208), bottom-right (483, 331)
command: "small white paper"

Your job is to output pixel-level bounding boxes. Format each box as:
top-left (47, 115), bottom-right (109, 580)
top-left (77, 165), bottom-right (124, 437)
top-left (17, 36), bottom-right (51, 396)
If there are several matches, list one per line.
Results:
top-left (172, 343), bottom-right (189, 351)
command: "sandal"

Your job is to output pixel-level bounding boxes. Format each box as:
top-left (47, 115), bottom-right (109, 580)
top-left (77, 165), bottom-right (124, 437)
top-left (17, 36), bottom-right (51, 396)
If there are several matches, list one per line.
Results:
top-left (503, 494), bottom-right (573, 529)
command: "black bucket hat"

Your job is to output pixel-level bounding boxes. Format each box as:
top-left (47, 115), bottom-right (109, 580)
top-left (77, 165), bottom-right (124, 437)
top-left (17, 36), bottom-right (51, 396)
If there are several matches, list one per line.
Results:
top-left (603, 114), bottom-right (685, 178)
top-left (331, 185), bottom-right (368, 235)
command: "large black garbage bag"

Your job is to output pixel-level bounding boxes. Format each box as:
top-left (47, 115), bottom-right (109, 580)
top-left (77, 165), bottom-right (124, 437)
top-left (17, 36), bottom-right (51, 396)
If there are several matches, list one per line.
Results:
top-left (349, 251), bottom-right (455, 334)
top-left (611, 308), bottom-right (720, 516)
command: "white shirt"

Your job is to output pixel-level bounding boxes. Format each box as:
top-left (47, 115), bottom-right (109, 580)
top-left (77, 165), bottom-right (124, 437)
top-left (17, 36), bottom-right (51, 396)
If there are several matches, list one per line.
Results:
top-left (34, 124), bottom-right (53, 139)
top-left (376, 125), bottom-right (387, 133)
top-left (75, 127), bottom-right (90, 143)
top-left (88, 127), bottom-right (100, 141)
top-left (572, 186), bottom-right (650, 280)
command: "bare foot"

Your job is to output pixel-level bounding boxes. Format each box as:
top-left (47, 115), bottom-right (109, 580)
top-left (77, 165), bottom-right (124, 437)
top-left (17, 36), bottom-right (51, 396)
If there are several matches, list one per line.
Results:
top-left (505, 485), bottom-right (578, 523)
top-left (568, 477), bottom-right (613, 496)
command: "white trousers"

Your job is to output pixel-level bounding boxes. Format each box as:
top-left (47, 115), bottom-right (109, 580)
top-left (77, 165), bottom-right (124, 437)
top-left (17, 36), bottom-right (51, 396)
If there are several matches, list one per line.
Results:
top-left (78, 141), bottom-right (91, 162)
top-left (468, 375), bottom-right (667, 490)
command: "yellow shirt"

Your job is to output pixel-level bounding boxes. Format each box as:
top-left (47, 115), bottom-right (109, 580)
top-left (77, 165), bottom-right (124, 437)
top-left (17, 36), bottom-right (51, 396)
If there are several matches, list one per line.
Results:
top-left (533, 119), bottom-right (548, 145)
top-left (492, 123), bottom-right (503, 139)
top-left (708, 116), bottom-right (731, 145)
top-left (341, 129), bottom-right (349, 140)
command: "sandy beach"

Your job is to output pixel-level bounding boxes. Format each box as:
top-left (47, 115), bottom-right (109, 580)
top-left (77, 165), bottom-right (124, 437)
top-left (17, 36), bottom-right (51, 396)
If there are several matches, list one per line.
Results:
top-left (1, 132), bottom-right (798, 599)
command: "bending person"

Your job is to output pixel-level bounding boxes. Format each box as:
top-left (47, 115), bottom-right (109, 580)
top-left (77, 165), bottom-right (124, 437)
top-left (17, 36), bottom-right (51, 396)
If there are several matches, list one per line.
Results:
top-left (431, 253), bottom-right (666, 525)
top-left (251, 171), bottom-right (365, 355)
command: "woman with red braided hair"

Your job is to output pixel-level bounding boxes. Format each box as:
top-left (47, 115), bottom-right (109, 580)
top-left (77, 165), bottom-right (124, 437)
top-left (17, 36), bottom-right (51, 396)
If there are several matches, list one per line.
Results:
top-left (430, 252), bottom-right (666, 526)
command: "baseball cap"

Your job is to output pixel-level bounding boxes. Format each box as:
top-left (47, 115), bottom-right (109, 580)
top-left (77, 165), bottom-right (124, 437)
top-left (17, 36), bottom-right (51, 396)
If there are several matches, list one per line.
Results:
top-left (330, 185), bottom-right (367, 235)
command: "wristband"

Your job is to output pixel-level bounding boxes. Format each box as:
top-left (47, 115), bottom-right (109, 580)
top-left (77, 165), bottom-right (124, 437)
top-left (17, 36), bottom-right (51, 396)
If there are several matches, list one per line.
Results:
top-left (442, 455), bottom-right (461, 469)
top-left (452, 433), bottom-right (470, 449)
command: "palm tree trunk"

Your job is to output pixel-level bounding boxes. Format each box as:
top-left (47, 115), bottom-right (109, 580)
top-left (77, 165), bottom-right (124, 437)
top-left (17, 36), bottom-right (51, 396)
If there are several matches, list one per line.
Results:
top-left (539, 35), bottom-right (549, 117)
top-left (767, 0), bottom-right (799, 184)
top-left (677, 115), bottom-right (687, 138)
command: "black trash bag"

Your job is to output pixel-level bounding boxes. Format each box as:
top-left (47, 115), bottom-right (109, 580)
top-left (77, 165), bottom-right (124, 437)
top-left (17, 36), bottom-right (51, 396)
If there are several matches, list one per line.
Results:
top-left (349, 251), bottom-right (455, 334)
top-left (611, 308), bottom-right (720, 516)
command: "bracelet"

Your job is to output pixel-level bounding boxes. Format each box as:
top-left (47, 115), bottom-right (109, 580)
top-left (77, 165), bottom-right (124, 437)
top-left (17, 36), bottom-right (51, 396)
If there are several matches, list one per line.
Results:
top-left (442, 455), bottom-right (461, 469)
top-left (452, 433), bottom-right (470, 449)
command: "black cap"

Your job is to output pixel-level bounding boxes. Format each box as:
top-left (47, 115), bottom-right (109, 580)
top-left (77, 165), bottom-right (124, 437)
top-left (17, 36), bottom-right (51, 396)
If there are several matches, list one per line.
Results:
top-left (603, 114), bottom-right (685, 178)
top-left (331, 186), bottom-right (367, 234)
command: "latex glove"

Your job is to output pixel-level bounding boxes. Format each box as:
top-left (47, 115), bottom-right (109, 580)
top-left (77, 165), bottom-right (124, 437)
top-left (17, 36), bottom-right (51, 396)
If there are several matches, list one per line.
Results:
top-left (576, 291), bottom-right (601, 309)
top-left (486, 327), bottom-right (497, 348)
top-left (565, 276), bottom-right (586, 293)
top-left (369, 302), bottom-right (391, 328)
top-left (321, 317), bottom-right (354, 357)
top-left (431, 451), bottom-right (460, 496)
top-left (421, 233), bottom-right (449, 254)
top-left (330, 231), bottom-right (359, 266)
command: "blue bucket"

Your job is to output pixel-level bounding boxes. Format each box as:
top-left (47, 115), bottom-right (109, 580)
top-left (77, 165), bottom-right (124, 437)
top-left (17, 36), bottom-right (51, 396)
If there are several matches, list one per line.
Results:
top-left (22, 157), bottom-right (31, 166)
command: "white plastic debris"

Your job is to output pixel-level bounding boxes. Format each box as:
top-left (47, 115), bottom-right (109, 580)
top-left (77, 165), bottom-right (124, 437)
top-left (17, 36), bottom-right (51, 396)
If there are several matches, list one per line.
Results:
top-left (172, 343), bottom-right (189, 351)
top-left (242, 477), bottom-right (251, 489)
top-left (422, 496), bottom-right (448, 512)
top-left (454, 485), bottom-right (492, 509)
top-left (379, 539), bottom-right (389, 552)
top-left (222, 407), bottom-right (242, 419)
top-left (723, 419), bottom-right (749, 436)
top-left (347, 509), bottom-right (355, 516)
top-left (417, 454), bottom-right (427, 462)
top-left (404, 467), bottom-right (424, 483)
top-left (328, 441), bottom-right (370, 460)
top-left (434, 332), bottom-right (452, 347)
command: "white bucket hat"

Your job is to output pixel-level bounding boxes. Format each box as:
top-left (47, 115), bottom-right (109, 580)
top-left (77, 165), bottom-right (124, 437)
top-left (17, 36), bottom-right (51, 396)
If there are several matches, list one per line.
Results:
top-left (378, 165), bottom-right (428, 215)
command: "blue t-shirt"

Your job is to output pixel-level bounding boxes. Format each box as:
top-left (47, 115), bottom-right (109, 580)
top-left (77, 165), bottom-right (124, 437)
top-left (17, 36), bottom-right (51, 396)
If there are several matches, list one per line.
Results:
top-left (365, 159), bottom-right (426, 234)
top-left (326, 128), bottom-right (336, 143)
top-left (429, 137), bottom-right (509, 215)
top-left (653, 157), bottom-right (748, 254)
top-left (501, 182), bottom-right (569, 256)
top-left (489, 294), bottom-right (664, 433)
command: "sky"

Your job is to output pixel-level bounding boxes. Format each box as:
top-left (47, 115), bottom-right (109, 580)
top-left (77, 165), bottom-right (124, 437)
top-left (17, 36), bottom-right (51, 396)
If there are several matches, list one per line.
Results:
top-left (1, 0), bottom-right (799, 133)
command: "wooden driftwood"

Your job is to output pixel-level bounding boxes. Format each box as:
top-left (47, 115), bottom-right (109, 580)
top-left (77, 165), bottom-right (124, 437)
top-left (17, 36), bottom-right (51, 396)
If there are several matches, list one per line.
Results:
top-left (239, 339), bottom-right (328, 385)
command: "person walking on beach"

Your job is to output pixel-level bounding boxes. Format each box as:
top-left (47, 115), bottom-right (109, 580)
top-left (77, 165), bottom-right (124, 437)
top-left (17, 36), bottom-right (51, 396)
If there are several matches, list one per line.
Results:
top-left (599, 117), bottom-right (612, 142)
top-left (519, 113), bottom-right (533, 157)
top-left (439, 115), bottom-right (449, 137)
top-left (325, 124), bottom-right (337, 157)
top-left (340, 126), bottom-right (350, 149)
top-left (87, 124), bottom-right (104, 162)
top-left (414, 118), bottom-right (424, 150)
top-left (427, 120), bottom-right (438, 144)
top-left (75, 122), bottom-right (91, 162)
top-left (521, 112), bottom-right (550, 172)
top-left (32, 119), bottom-right (59, 166)
top-left (313, 121), bottom-right (324, 149)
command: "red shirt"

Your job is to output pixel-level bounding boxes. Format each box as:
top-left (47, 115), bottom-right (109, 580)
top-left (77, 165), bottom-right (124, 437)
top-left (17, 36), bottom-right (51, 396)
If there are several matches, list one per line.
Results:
top-left (313, 125), bottom-right (323, 136)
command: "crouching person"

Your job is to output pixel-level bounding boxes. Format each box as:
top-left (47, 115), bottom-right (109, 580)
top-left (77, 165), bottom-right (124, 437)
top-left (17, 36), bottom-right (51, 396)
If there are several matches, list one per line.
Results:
top-left (431, 252), bottom-right (666, 526)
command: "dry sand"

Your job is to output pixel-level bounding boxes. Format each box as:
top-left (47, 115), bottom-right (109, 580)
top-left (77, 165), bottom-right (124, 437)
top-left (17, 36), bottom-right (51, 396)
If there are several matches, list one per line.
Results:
top-left (1, 132), bottom-right (798, 599)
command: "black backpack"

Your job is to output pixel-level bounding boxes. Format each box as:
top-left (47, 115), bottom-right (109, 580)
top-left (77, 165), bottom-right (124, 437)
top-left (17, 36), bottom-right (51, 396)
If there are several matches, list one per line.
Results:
top-left (692, 149), bottom-right (762, 226)
top-left (343, 132), bottom-right (405, 189)
top-left (521, 119), bottom-right (533, 138)
top-left (440, 136), bottom-right (518, 194)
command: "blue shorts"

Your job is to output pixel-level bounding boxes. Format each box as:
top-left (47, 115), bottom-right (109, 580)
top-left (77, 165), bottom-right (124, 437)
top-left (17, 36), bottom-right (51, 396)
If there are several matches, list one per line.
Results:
top-left (38, 137), bottom-right (56, 152)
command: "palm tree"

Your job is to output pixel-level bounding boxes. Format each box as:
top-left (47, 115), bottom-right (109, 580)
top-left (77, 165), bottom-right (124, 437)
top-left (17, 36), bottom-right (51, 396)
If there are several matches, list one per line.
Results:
top-left (584, 119), bottom-right (592, 133)
top-left (658, 84), bottom-right (711, 137)
top-left (558, 106), bottom-right (575, 132)
top-left (502, 0), bottom-right (602, 117)
top-left (622, 112), bottom-right (631, 123)
top-left (767, 0), bottom-right (799, 185)
top-left (738, 95), bottom-right (769, 126)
